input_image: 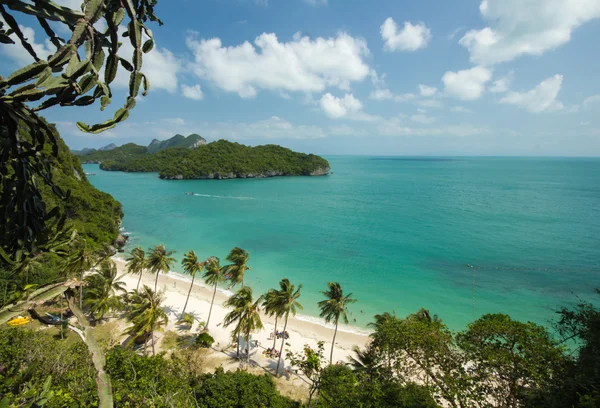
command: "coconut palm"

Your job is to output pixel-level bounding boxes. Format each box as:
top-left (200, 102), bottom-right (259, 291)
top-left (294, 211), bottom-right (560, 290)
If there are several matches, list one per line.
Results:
top-left (126, 247), bottom-right (146, 290)
top-left (261, 289), bottom-right (284, 350)
top-left (84, 260), bottom-right (126, 320)
top-left (223, 286), bottom-right (263, 368)
top-left (202, 256), bottom-right (225, 329)
top-left (180, 250), bottom-right (205, 319)
top-left (146, 244), bottom-right (176, 292)
top-left (124, 285), bottom-right (168, 355)
top-left (274, 279), bottom-right (302, 377)
top-left (63, 239), bottom-right (96, 310)
top-left (318, 282), bottom-right (357, 365)
top-left (223, 247), bottom-right (250, 288)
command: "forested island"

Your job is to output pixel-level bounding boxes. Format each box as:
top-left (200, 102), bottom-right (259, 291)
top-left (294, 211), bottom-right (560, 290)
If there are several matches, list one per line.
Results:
top-left (77, 138), bottom-right (331, 179)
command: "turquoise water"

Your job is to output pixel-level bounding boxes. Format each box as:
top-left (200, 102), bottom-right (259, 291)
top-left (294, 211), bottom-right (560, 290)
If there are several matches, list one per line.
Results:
top-left (83, 157), bottom-right (600, 331)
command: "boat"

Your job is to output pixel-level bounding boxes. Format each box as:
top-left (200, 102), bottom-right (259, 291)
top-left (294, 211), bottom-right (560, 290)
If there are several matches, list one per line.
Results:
top-left (185, 192), bottom-right (194, 196)
top-left (85, 172), bottom-right (96, 176)
top-left (7, 316), bottom-right (32, 326)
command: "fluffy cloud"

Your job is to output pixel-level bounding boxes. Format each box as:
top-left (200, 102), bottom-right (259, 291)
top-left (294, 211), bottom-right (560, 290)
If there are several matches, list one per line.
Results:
top-left (489, 71), bottom-right (514, 93)
top-left (181, 84), bottom-right (204, 100)
top-left (410, 114), bottom-right (436, 124)
top-left (451, 106), bottom-right (474, 113)
top-left (419, 84), bottom-right (438, 97)
top-left (417, 99), bottom-right (443, 108)
top-left (378, 120), bottom-right (490, 137)
top-left (369, 89), bottom-right (416, 102)
top-left (500, 74), bottom-right (564, 113)
top-left (460, 0), bottom-right (600, 65)
top-left (186, 32), bottom-right (370, 98)
top-left (320, 93), bottom-right (362, 118)
top-left (329, 125), bottom-right (367, 136)
top-left (205, 116), bottom-right (326, 140)
top-left (583, 95), bottom-right (600, 109)
top-left (442, 66), bottom-right (492, 100)
top-left (0, 23), bottom-right (53, 66)
top-left (380, 18), bottom-right (431, 52)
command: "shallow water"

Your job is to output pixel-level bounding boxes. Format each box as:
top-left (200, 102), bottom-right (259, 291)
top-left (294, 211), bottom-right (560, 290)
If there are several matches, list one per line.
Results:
top-left (84, 156), bottom-right (600, 331)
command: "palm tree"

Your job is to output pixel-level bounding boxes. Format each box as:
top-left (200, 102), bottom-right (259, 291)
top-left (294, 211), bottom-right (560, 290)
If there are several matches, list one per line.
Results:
top-left (84, 260), bottom-right (126, 320)
top-left (261, 289), bottom-right (283, 350)
top-left (63, 239), bottom-right (96, 310)
top-left (124, 285), bottom-right (168, 355)
top-left (146, 244), bottom-right (175, 292)
top-left (274, 279), bottom-right (302, 377)
top-left (180, 250), bottom-right (205, 319)
top-left (223, 286), bottom-right (263, 368)
top-left (202, 256), bottom-right (225, 329)
top-left (11, 255), bottom-right (41, 285)
top-left (223, 247), bottom-right (250, 288)
top-left (318, 282), bottom-right (357, 365)
top-left (126, 247), bottom-right (146, 290)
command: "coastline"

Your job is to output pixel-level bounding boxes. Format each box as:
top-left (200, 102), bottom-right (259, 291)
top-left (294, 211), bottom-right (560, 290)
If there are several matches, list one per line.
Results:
top-left (113, 257), bottom-right (370, 372)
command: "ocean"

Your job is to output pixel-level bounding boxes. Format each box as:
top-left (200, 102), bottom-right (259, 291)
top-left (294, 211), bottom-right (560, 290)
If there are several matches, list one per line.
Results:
top-left (83, 157), bottom-right (600, 332)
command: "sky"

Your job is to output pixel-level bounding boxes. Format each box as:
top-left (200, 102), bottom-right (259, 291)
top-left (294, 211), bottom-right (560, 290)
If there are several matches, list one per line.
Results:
top-left (1, 0), bottom-right (600, 156)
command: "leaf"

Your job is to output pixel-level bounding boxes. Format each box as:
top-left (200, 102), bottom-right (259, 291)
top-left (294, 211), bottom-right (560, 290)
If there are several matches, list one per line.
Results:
top-left (78, 74), bottom-right (96, 94)
top-left (35, 67), bottom-right (53, 86)
top-left (113, 8), bottom-right (125, 26)
top-left (65, 53), bottom-right (80, 77)
top-left (76, 122), bottom-right (91, 132)
top-left (7, 60), bottom-right (49, 85)
top-left (142, 38), bottom-right (154, 53)
top-left (104, 54), bottom-right (118, 84)
top-left (129, 72), bottom-right (142, 97)
top-left (141, 73), bottom-right (150, 96)
top-left (119, 58), bottom-right (134, 72)
top-left (100, 95), bottom-right (111, 111)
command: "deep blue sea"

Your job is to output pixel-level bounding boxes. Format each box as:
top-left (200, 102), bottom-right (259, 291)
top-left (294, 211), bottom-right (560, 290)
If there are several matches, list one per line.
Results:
top-left (83, 157), bottom-right (600, 331)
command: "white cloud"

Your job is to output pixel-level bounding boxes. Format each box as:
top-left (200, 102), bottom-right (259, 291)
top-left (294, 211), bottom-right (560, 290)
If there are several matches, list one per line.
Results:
top-left (206, 116), bottom-right (326, 140)
top-left (417, 99), bottom-right (443, 108)
top-left (163, 118), bottom-right (186, 126)
top-left (304, 0), bottom-right (328, 5)
top-left (319, 93), bottom-right (362, 118)
top-left (419, 84), bottom-right (438, 97)
top-left (451, 106), bottom-right (474, 113)
top-left (111, 28), bottom-right (181, 93)
top-left (181, 84), bottom-right (204, 100)
top-left (186, 32), bottom-right (370, 98)
top-left (410, 114), bottom-right (436, 124)
top-left (442, 66), bottom-right (492, 100)
top-left (459, 0), bottom-right (600, 65)
top-left (329, 125), bottom-right (367, 136)
top-left (489, 71), bottom-right (514, 93)
top-left (500, 74), bottom-right (564, 113)
top-left (583, 95), bottom-right (600, 109)
top-left (380, 18), bottom-right (432, 52)
top-left (378, 121), bottom-right (490, 137)
top-left (369, 89), bottom-right (394, 101)
top-left (1, 23), bottom-right (53, 66)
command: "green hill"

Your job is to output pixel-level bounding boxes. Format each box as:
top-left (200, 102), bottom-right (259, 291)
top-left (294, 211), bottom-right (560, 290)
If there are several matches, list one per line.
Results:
top-left (147, 134), bottom-right (206, 153)
top-left (99, 140), bottom-right (331, 179)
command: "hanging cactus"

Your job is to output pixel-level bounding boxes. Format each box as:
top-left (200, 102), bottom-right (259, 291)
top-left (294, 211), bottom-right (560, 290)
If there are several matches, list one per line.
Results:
top-left (0, 0), bottom-right (162, 273)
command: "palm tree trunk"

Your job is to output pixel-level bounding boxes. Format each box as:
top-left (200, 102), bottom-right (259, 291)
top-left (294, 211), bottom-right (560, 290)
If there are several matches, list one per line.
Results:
top-left (143, 332), bottom-right (148, 356)
top-left (154, 271), bottom-right (159, 292)
top-left (206, 284), bottom-right (217, 328)
top-left (151, 330), bottom-right (155, 355)
top-left (272, 316), bottom-right (278, 349)
top-left (276, 314), bottom-right (289, 377)
top-left (330, 318), bottom-right (338, 365)
top-left (79, 270), bottom-right (84, 310)
top-left (246, 330), bottom-right (250, 369)
top-left (136, 273), bottom-right (142, 291)
top-left (236, 335), bottom-right (240, 358)
top-left (181, 274), bottom-right (195, 319)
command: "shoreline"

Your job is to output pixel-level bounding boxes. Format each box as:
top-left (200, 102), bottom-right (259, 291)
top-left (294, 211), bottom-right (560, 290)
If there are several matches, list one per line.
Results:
top-left (113, 257), bottom-right (370, 370)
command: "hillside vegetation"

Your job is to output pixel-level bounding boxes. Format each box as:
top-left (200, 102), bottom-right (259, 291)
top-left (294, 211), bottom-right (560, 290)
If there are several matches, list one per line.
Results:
top-left (99, 140), bottom-right (331, 179)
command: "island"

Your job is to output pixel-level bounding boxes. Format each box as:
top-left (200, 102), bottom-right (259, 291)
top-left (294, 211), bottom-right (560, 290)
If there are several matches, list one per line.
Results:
top-left (75, 136), bottom-right (330, 180)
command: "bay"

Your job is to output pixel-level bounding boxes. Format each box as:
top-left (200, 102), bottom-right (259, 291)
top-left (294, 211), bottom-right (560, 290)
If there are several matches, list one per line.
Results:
top-left (83, 156), bottom-right (600, 331)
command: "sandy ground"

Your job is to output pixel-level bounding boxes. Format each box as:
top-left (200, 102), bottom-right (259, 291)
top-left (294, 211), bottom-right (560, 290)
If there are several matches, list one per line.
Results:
top-left (109, 257), bottom-right (370, 398)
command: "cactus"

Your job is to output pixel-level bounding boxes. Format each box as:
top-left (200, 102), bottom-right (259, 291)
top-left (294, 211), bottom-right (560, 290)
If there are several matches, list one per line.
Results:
top-left (0, 1), bottom-right (162, 264)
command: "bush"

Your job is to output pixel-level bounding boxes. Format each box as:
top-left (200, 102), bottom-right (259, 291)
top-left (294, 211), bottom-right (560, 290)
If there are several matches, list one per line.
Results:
top-left (195, 332), bottom-right (215, 348)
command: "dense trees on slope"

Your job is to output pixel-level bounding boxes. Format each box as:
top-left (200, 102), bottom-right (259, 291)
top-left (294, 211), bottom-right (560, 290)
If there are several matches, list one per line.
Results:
top-left (96, 140), bottom-right (330, 179)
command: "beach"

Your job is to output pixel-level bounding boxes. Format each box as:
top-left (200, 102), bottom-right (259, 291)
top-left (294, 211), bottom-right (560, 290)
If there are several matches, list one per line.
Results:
top-left (112, 257), bottom-right (369, 388)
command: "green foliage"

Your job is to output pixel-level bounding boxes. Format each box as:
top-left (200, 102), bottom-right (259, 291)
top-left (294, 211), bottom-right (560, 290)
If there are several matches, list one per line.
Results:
top-left (223, 286), bottom-right (264, 365)
top-left (195, 332), bottom-right (215, 348)
top-left (147, 134), bottom-right (206, 153)
top-left (84, 259), bottom-right (126, 320)
top-left (317, 364), bottom-right (439, 408)
top-left (106, 346), bottom-right (196, 407)
top-left (194, 367), bottom-right (299, 408)
top-left (0, 0), bottom-right (161, 262)
top-left (286, 341), bottom-right (329, 405)
top-left (92, 139), bottom-right (329, 179)
top-left (457, 313), bottom-right (565, 407)
top-left (0, 327), bottom-right (97, 406)
top-left (123, 285), bottom-right (168, 355)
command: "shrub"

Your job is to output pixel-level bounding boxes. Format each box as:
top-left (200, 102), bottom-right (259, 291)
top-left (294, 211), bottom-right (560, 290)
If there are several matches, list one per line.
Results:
top-left (195, 332), bottom-right (215, 348)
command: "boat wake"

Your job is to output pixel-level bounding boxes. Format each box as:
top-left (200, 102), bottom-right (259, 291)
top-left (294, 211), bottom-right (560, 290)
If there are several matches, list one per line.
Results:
top-left (192, 193), bottom-right (254, 200)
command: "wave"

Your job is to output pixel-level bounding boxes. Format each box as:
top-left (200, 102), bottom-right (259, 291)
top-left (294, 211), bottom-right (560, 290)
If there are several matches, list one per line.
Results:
top-left (294, 314), bottom-right (372, 336)
top-left (193, 193), bottom-right (254, 200)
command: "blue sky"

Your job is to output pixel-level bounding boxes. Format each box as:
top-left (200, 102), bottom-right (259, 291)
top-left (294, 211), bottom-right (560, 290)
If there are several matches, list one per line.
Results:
top-left (2, 0), bottom-right (600, 155)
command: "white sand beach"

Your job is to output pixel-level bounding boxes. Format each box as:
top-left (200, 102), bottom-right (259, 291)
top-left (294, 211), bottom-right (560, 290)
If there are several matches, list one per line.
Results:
top-left (111, 257), bottom-right (370, 396)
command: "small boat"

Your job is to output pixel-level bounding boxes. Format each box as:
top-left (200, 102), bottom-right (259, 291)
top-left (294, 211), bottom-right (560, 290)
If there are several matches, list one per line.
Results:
top-left (85, 172), bottom-right (96, 176)
top-left (184, 192), bottom-right (194, 196)
top-left (7, 316), bottom-right (32, 326)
